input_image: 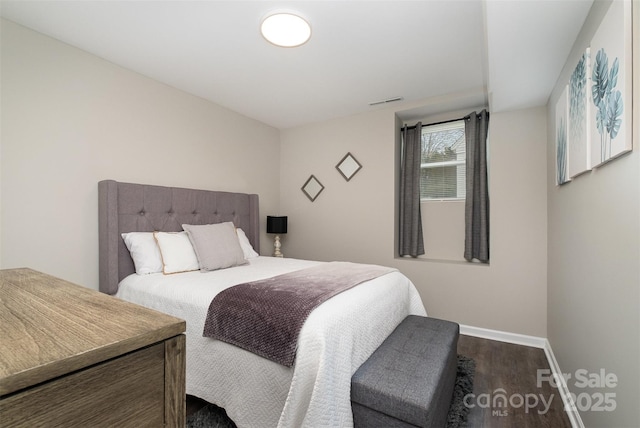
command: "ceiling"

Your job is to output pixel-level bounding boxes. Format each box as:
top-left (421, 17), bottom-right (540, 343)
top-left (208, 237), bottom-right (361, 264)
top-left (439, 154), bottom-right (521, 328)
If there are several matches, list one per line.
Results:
top-left (1, 1), bottom-right (594, 130)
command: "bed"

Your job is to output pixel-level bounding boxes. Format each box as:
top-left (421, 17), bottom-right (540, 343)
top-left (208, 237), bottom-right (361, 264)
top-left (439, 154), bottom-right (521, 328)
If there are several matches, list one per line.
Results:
top-left (98, 179), bottom-right (427, 427)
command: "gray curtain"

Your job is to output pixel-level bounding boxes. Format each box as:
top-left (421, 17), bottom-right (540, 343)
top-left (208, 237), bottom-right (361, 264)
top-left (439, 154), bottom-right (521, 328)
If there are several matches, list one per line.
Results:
top-left (464, 110), bottom-right (490, 262)
top-left (399, 123), bottom-right (425, 257)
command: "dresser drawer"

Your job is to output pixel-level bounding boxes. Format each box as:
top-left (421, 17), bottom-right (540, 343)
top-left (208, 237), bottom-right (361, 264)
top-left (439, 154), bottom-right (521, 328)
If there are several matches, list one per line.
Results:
top-left (1, 343), bottom-right (166, 427)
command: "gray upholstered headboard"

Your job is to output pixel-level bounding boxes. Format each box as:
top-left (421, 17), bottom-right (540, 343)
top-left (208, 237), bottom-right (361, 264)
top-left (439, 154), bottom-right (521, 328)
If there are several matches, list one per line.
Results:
top-left (98, 180), bottom-right (260, 295)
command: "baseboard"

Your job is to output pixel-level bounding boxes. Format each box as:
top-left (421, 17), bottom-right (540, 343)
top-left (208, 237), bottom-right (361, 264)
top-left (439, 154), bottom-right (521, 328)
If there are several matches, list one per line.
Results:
top-left (543, 339), bottom-right (585, 428)
top-left (460, 324), bottom-right (584, 428)
top-left (459, 324), bottom-right (547, 349)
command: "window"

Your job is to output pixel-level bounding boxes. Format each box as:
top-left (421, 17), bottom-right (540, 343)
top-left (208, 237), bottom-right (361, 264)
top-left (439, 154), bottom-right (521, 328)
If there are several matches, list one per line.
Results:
top-left (420, 120), bottom-right (466, 200)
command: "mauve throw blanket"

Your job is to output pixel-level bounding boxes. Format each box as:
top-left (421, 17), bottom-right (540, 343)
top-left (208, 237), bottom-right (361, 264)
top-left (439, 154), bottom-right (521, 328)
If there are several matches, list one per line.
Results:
top-left (203, 262), bottom-right (395, 367)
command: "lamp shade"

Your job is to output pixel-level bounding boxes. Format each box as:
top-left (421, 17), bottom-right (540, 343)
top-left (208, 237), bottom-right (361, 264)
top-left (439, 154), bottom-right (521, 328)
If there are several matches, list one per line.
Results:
top-left (267, 216), bottom-right (288, 234)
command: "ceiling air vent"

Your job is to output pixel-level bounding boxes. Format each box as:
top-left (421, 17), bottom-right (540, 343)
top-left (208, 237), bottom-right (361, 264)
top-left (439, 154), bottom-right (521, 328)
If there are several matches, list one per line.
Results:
top-left (368, 97), bottom-right (404, 106)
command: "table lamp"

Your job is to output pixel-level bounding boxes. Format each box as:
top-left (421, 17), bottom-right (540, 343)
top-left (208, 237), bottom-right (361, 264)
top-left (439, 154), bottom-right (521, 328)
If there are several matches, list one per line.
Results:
top-left (267, 216), bottom-right (287, 257)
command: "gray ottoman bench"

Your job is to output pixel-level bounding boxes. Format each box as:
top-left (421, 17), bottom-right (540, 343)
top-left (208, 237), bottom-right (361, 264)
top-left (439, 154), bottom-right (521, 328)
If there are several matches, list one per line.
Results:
top-left (351, 315), bottom-right (459, 428)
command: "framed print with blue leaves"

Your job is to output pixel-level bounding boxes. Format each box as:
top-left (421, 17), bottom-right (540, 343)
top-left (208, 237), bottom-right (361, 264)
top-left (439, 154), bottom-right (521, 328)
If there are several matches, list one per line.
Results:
top-left (568, 48), bottom-right (591, 178)
top-left (556, 85), bottom-right (570, 186)
top-left (589, 0), bottom-right (632, 168)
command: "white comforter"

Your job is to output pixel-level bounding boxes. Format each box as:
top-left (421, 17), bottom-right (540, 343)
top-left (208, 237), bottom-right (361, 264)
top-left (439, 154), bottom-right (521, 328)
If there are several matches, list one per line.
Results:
top-left (116, 257), bottom-right (426, 427)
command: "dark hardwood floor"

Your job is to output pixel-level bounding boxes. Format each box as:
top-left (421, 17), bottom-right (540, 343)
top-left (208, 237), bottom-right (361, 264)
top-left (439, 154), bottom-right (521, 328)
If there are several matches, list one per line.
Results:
top-left (458, 335), bottom-right (572, 428)
top-left (186, 395), bottom-right (208, 419)
top-left (187, 335), bottom-right (573, 428)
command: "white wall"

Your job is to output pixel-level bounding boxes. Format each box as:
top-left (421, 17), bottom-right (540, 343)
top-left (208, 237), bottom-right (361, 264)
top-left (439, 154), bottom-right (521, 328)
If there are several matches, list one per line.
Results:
top-left (547, 1), bottom-right (640, 426)
top-left (420, 200), bottom-right (465, 261)
top-left (0, 20), bottom-right (281, 290)
top-left (280, 101), bottom-right (548, 337)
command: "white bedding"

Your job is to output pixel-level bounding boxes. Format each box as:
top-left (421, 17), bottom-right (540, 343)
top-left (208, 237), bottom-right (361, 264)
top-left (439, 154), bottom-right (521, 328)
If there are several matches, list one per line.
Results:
top-left (116, 257), bottom-right (426, 427)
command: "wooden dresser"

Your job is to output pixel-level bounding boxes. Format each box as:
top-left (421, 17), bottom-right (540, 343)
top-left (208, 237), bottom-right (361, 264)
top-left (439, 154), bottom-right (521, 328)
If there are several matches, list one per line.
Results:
top-left (0, 268), bottom-right (186, 427)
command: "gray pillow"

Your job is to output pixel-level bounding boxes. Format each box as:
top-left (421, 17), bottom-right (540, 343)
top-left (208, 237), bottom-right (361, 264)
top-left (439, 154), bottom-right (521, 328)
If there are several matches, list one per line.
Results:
top-left (182, 222), bottom-right (247, 271)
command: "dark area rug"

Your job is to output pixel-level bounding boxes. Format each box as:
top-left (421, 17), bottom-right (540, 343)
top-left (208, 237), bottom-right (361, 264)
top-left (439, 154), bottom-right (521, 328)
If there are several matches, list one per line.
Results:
top-left (187, 402), bottom-right (237, 428)
top-left (187, 355), bottom-right (475, 428)
top-left (447, 355), bottom-right (476, 428)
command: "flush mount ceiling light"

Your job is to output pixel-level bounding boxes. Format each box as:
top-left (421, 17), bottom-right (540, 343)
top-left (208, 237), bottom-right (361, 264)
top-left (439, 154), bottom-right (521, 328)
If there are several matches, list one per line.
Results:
top-left (261, 13), bottom-right (311, 47)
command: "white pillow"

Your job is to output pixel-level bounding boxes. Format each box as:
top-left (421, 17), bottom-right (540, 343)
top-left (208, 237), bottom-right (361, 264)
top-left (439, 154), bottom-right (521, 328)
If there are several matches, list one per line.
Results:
top-left (182, 222), bottom-right (247, 271)
top-left (153, 231), bottom-right (200, 274)
top-left (236, 228), bottom-right (259, 259)
top-left (121, 232), bottom-right (163, 275)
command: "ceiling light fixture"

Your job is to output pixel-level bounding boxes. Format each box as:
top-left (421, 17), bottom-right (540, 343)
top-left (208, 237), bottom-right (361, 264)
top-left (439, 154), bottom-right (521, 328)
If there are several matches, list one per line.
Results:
top-left (261, 13), bottom-right (311, 48)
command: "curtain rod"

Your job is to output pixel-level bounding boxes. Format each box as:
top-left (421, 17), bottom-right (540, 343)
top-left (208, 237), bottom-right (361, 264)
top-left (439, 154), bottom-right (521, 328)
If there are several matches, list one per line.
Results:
top-left (401, 117), bottom-right (463, 131)
top-left (401, 111), bottom-right (488, 131)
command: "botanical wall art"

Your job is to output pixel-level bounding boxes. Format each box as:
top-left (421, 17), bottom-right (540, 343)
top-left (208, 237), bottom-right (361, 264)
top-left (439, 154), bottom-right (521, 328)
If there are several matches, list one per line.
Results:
top-left (589, 0), bottom-right (632, 168)
top-left (568, 48), bottom-right (591, 178)
top-left (556, 86), bottom-right (570, 185)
